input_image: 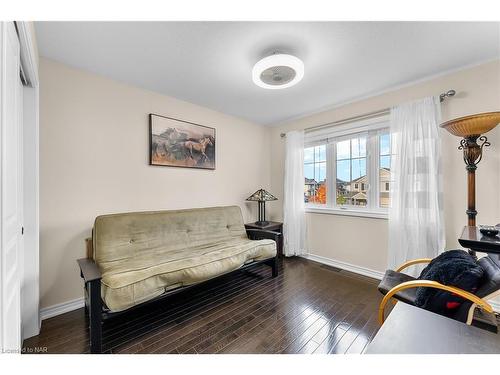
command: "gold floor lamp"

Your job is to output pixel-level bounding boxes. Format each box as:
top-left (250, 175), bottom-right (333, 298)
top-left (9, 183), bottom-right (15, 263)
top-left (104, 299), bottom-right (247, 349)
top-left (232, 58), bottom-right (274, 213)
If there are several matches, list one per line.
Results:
top-left (440, 111), bottom-right (500, 255)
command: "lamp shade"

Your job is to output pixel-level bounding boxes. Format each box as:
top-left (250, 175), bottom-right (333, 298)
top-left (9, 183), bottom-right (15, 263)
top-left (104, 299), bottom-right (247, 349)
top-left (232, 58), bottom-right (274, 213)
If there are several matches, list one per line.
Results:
top-left (246, 189), bottom-right (278, 202)
top-left (440, 112), bottom-right (500, 137)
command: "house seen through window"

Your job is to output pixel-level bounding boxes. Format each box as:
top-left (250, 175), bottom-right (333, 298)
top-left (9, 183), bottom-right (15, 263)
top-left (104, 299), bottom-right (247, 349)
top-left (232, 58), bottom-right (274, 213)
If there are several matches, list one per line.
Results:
top-left (336, 136), bottom-right (367, 207)
top-left (379, 132), bottom-right (395, 208)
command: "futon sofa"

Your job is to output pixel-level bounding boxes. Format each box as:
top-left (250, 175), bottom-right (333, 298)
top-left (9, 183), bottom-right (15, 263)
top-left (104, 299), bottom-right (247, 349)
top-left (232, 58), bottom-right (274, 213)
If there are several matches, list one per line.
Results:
top-left (77, 205), bottom-right (280, 353)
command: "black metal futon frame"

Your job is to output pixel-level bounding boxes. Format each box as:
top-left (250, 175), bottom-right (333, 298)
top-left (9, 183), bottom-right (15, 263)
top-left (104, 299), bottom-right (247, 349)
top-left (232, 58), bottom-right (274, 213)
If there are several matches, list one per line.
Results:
top-left (77, 227), bottom-right (281, 353)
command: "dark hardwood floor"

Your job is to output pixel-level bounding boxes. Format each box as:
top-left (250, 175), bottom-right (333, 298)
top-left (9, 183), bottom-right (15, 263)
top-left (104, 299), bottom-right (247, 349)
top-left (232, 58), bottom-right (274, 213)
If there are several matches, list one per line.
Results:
top-left (23, 257), bottom-right (383, 354)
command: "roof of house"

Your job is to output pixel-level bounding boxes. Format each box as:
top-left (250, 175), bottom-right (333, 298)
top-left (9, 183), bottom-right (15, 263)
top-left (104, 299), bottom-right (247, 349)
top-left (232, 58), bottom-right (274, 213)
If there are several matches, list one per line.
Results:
top-left (351, 192), bottom-right (367, 200)
top-left (351, 175), bottom-right (368, 184)
top-left (305, 178), bottom-right (346, 185)
top-left (345, 167), bottom-right (391, 184)
top-left (305, 178), bottom-right (316, 185)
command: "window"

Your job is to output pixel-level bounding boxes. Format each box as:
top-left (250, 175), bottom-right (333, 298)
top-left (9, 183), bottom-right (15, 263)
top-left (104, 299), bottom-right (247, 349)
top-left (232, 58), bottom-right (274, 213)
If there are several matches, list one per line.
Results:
top-left (336, 135), bottom-right (367, 207)
top-left (379, 132), bottom-right (395, 208)
top-left (304, 144), bottom-right (326, 205)
top-left (303, 116), bottom-right (392, 218)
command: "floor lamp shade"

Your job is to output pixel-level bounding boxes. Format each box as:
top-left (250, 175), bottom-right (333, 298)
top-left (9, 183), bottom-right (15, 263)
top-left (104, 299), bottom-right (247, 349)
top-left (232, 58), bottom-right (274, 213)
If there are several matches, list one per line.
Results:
top-left (440, 112), bottom-right (500, 254)
top-left (246, 189), bottom-right (278, 226)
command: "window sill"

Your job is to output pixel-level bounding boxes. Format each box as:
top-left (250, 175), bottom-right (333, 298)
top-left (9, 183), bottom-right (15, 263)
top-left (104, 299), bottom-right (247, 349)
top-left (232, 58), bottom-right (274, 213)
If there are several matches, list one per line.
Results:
top-left (305, 206), bottom-right (388, 220)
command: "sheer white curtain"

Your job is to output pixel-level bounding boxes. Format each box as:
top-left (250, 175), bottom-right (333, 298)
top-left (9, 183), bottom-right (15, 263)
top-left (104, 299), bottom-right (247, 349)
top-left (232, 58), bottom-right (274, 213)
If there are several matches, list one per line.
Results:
top-left (283, 130), bottom-right (306, 256)
top-left (388, 96), bottom-right (445, 276)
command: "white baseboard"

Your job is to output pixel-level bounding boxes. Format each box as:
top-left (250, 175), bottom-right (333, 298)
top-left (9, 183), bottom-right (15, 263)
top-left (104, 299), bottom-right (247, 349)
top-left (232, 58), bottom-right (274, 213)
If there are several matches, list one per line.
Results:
top-left (301, 253), bottom-right (385, 280)
top-left (40, 297), bottom-right (85, 321)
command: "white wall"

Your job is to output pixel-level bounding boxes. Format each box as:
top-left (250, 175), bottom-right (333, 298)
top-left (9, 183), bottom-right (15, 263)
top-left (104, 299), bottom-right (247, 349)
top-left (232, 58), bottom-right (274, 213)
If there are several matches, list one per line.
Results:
top-left (269, 60), bottom-right (500, 274)
top-left (39, 58), bottom-right (272, 309)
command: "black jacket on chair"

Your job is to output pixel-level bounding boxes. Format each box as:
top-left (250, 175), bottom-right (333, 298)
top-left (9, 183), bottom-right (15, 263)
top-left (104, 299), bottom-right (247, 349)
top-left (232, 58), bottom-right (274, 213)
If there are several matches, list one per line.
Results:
top-left (378, 251), bottom-right (500, 328)
top-left (415, 250), bottom-right (484, 318)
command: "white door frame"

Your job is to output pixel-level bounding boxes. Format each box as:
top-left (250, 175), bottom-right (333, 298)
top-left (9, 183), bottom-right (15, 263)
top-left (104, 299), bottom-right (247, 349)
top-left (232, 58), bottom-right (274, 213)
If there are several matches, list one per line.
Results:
top-left (0, 20), bottom-right (39, 352)
top-left (16, 21), bottom-right (40, 341)
top-left (0, 21), bottom-right (23, 353)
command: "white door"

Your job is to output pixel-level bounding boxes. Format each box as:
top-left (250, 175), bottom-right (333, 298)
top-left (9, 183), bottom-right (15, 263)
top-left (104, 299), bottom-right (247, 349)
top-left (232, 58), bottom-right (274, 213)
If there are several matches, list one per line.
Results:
top-left (0, 21), bottom-right (23, 353)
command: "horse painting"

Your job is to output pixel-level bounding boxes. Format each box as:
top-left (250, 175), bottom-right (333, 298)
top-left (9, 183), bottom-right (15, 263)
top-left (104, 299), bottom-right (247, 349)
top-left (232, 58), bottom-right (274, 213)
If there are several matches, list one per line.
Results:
top-left (150, 114), bottom-right (215, 169)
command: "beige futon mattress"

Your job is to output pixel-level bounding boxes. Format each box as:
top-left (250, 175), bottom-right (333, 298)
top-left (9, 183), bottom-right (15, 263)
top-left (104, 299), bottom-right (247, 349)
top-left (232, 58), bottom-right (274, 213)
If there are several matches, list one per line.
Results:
top-left (99, 237), bottom-right (276, 312)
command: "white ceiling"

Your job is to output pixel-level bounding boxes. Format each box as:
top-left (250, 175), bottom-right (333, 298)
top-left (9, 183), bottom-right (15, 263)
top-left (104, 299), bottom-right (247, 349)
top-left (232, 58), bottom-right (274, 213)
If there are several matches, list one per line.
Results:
top-left (35, 22), bottom-right (500, 125)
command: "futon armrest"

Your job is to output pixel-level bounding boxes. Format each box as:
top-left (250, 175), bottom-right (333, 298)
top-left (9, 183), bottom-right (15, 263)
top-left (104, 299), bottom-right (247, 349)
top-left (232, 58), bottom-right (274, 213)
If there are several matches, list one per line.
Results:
top-left (77, 258), bottom-right (102, 283)
top-left (246, 228), bottom-right (281, 243)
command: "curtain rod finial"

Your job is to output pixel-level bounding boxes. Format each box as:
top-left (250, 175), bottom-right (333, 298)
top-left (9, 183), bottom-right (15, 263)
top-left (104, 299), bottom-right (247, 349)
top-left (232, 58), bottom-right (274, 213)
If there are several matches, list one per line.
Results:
top-left (440, 89), bottom-right (456, 102)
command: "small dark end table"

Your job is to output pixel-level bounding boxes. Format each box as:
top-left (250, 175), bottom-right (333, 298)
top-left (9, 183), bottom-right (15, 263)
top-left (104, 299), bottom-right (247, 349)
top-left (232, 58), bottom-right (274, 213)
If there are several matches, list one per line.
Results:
top-left (458, 225), bottom-right (500, 255)
top-left (245, 221), bottom-right (283, 257)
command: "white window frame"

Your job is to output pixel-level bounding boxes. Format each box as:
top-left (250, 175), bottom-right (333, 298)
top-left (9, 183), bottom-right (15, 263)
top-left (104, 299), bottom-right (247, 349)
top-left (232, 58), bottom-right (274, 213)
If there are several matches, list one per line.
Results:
top-left (304, 115), bottom-right (390, 219)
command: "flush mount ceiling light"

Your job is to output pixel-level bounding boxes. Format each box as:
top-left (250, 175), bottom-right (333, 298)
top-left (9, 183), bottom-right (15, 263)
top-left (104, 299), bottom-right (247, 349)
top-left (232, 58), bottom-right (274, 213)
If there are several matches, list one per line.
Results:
top-left (252, 53), bottom-right (304, 89)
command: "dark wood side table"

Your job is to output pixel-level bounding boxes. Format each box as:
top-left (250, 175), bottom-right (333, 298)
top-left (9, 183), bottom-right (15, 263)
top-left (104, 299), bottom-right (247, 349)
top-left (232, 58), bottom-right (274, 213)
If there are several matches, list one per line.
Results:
top-left (365, 302), bottom-right (500, 354)
top-left (458, 225), bottom-right (500, 255)
top-left (245, 221), bottom-right (283, 257)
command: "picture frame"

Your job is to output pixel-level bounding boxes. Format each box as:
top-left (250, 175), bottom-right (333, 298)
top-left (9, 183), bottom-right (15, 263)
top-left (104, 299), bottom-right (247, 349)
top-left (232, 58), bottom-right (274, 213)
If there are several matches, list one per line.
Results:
top-left (149, 113), bottom-right (216, 170)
